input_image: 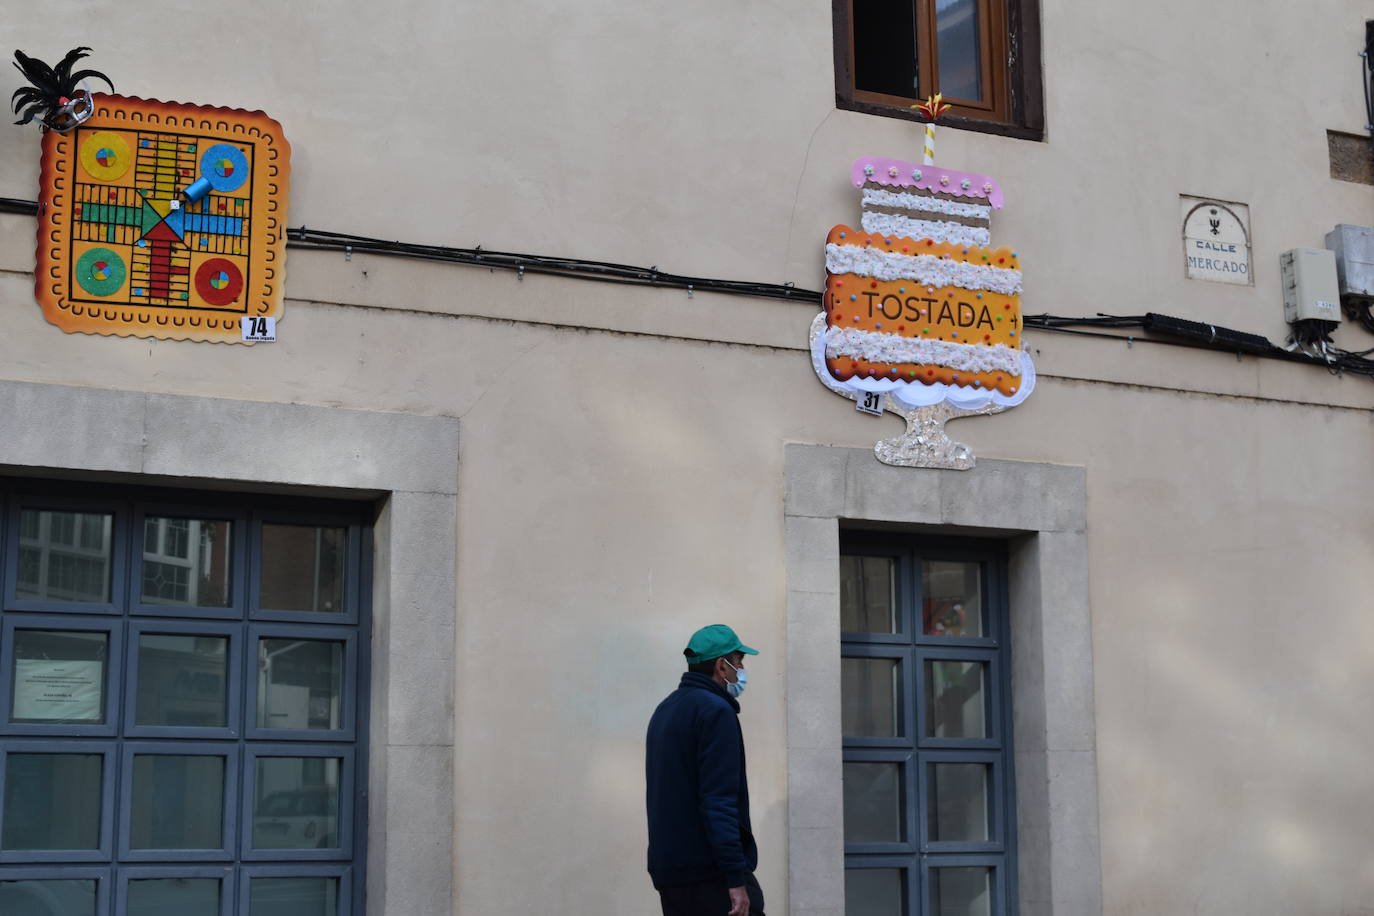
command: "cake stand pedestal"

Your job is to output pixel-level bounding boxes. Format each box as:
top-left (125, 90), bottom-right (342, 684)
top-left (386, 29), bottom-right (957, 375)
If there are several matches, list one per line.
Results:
top-left (809, 313), bottom-right (1019, 470)
top-left (873, 399), bottom-right (1003, 469)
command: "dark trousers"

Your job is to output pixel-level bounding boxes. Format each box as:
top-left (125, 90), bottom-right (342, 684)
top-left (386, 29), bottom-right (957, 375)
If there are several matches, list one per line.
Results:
top-left (658, 874), bottom-right (765, 916)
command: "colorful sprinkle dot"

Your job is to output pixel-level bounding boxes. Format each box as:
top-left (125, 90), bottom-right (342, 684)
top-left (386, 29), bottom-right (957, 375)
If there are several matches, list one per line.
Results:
top-left (839, 233), bottom-right (846, 239)
top-left (850, 295), bottom-right (857, 301)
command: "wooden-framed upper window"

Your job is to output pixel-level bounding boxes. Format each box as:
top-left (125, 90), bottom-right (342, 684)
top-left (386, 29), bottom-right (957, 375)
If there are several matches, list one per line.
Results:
top-left (835, 0), bottom-right (1044, 140)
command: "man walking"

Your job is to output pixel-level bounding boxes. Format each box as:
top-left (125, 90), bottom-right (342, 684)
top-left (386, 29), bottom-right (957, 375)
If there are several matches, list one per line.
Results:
top-left (646, 624), bottom-right (765, 916)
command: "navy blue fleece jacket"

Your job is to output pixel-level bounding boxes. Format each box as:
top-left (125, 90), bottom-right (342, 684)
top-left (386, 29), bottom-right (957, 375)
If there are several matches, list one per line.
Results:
top-left (645, 672), bottom-right (757, 889)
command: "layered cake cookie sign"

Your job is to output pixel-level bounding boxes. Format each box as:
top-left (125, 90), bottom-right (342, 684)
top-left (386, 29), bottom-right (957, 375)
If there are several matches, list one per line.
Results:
top-left (811, 155), bottom-right (1035, 416)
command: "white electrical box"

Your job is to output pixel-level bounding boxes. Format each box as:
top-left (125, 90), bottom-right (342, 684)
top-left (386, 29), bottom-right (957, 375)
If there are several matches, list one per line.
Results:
top-left (1325, 224), bottom-right (1374, 302)
top-left (1280, 248), bottom-right (1342, 323)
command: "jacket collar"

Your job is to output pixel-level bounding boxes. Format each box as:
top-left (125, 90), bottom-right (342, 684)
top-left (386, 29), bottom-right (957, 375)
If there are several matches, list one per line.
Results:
top-left (679, 671), bottom-right (739, 713)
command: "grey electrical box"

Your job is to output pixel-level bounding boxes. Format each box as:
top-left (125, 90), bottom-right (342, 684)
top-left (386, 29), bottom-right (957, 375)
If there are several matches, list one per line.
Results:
top-left (1280, 248), bottom-right (1342, 323)
top-left (1324, 224), bottom-right (1374, 303)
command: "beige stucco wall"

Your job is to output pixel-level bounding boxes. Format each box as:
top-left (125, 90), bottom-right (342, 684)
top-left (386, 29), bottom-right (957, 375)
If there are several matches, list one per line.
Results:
top-left (3, 1), bottom-right (1374, 914)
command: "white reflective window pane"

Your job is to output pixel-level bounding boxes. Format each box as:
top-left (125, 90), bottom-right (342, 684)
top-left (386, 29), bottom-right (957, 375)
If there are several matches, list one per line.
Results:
top-left (843, 761), bottom-right (902, 844)
top-left (922, 560), bottom-right (984, 637)
top-left (257, 638), bottom-right (343, 730)
top-left (1, 753), bottom-right (103, 849)
top-left (845, 867), bottom-right (904, 915)
top-left (841, 556), bottom-right (898, 634)
top-left (130, 755), bottom-right (225, 849)
top-left (10, 629), bottom-right (107, 724)
top-left (128, 877), bottom-right (220, 916)
top-left (842, 657), bottom-right (901, 738)
top-left (928, 762), bottom-right (990, 841)
top-left (142, 517), bottom-right (233, 607)
top-left (253, 757), bottom-right (341, 849)
top-left (925, 660), bottom-right (987, 738)
top-left (137, 634), bottom-right (229, 728)
top-left (250, 876), bottom-right (339, 916)
top-left (936, 0), bottom-right (983, 101)
top-left (261, 524), bottom-right (347, 613)
top-left (17, 510), bottom-right (114, 603)
top-left (931, 865), bottom-right (992, 916)
top-left (0, 879), bottom-right (97, 916)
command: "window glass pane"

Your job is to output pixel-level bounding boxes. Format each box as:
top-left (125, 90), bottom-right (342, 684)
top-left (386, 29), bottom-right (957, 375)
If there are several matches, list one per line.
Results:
top-left (142, 517), bottom-right (233, 607)
top-left (842, 657), bottom-right (900, 738)
top-left (928, 762), bottom-right (990, 842)
top-left (253, 757), bottom-right (341, 849)
top-left (249, 876), bottom-right (339, 916)
top-left (843, 761), bottom-right (902, 844)
top-left (923, 560), bottom-right (983, 637)
top-left (0, 879), bottom-right (97, 916)
top-left (931, 865), bottom-right (992, 916)
top-left (261, 524), bottom-right (346, 613)
top-left (925, 660), bottom-right (987, 738)
top-left (128, 877), bottom-right (220, 915)
top-left (852, 0), bottom-right (919, 99)
top-left (136, 634), bottom-right (229, 728)
top-left (16, 510), bottom-right (113, 603)
top-left (845, 867), bottom-right (904, 914)
top-left (841, 556), bottom-right (897, 634)
top-left (936, 0), bottom-right (983, 101)
top-left (130, 755), bottom-right (225, 849)
top-left (257, 638), bottom-right (344, 730)
top-left (10, 629), bottom-right (107, 724)
top-left (1, 753), bottom-right (102, 849)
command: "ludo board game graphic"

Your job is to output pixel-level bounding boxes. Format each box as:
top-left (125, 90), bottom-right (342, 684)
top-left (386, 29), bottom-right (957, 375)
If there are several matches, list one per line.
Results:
top-left (20, 50), bottom-right (291, 342)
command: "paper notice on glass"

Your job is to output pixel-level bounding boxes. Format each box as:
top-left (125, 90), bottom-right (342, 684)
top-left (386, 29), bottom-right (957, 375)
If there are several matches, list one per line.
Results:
top-left (12, 659), bottom-right (103, 722)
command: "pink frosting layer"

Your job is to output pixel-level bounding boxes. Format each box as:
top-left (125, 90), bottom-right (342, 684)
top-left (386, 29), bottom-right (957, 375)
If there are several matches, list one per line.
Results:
top-left (851, 156), bottom-right (1003, 209)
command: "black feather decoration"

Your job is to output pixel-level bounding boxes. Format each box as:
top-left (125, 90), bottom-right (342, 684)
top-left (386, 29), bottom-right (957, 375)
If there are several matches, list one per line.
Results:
top-left (10, 47), bottom-right (114, 130)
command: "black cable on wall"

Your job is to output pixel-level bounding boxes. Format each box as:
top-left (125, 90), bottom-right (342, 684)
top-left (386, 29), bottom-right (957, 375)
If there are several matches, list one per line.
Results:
top-left (3, 195), bottom-right (1374, 381)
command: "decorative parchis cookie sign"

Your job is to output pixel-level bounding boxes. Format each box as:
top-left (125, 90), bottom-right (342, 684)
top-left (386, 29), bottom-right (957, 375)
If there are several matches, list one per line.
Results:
top-left (811, 95), bottom-right (1034, 469)
top-left (20, 50), bottom-right (290, 343)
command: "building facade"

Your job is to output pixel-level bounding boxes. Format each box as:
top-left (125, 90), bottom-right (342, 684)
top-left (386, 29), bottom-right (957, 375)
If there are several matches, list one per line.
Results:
top-left (1, 1), bottom-right (1372, 914)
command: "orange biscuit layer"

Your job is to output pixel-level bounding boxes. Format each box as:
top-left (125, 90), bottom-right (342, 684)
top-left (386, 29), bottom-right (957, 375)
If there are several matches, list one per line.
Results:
top-left (824, 229), bottom-right (1023, 396)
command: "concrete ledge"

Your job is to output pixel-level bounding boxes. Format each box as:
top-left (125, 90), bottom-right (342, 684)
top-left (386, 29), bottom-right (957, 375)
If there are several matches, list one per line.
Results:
top-left (0, 378), bottom-right (458, 495)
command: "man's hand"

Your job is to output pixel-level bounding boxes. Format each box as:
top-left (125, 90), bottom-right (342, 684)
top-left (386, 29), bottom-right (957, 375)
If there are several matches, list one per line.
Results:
top-left (727, 885), bottom-right (750, 916)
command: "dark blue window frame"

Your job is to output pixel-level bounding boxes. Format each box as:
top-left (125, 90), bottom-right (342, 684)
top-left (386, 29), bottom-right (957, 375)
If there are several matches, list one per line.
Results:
top-left (841, 532), bottom-right (1018, 916)
top-left (0, 479), bottom-right (373, 916)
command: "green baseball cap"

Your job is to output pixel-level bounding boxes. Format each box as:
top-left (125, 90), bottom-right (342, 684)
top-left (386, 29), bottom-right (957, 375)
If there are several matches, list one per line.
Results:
top-left (684, 624), bottom-right (759, 663)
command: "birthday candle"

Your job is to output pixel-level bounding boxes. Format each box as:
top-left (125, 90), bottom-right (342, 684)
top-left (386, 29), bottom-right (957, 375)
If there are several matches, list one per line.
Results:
top-left (912, 93), bottom-right (951, 167)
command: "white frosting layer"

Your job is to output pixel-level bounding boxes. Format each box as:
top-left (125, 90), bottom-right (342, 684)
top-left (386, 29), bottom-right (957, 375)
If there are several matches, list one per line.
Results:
top-left (824, 326), bottom-right (1023, 376)
top-left (861, 212), bottom-right (990, 248)
top-left (861, 188), bottom-right (992, 221)
top-left (825, 243), bottom-right (1023, 294)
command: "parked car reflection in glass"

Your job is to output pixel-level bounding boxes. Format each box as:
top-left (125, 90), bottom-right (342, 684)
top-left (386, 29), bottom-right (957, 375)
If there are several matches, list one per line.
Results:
top-left (254, 786), bottom-right (339, 849)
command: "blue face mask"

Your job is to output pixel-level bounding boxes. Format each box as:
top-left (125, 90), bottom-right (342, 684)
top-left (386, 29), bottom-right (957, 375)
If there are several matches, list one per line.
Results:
top-left (722, 658), bottom-right (748, 698)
